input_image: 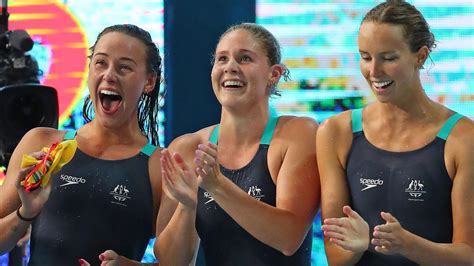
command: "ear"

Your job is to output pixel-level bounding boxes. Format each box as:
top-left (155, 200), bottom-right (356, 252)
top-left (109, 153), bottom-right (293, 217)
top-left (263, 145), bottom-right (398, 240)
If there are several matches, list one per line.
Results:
top-left (144, 73), bottom-right (158, 93)
top-left (415, 46), bottom-right (430, 69)
top-left (268, 64), bottom-right (283, 84)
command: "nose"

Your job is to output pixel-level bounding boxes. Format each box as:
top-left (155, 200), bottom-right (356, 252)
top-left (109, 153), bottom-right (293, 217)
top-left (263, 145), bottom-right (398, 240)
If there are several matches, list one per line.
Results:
top-left (369, 59), bottom-right (383, 78)
top-left (103, 66), bottom-right (118, 83)
top-left (224, 58), bottom-right (239, 74)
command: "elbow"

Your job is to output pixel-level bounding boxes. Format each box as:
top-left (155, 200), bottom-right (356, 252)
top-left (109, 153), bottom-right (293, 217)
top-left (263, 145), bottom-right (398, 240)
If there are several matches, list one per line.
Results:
top-left (281, 247), bottom-right (298, 257)
top-left (280, 237), bottom-right (306, 256)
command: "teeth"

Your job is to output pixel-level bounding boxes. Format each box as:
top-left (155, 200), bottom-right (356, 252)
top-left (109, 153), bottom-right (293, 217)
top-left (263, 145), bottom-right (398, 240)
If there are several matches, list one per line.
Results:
top-left (373, 80), bottom-right (393, 88)
top-left (100, 90), bottom-right (120, 96)
top-left (224, 80), bottom-right (243, 87)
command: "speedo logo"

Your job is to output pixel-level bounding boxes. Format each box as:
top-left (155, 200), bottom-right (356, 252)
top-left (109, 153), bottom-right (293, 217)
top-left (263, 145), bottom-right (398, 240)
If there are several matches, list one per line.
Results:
top-left (60, 174), bottom-right (86, 187)
top-left (360, 178), bottom-right (383, 191)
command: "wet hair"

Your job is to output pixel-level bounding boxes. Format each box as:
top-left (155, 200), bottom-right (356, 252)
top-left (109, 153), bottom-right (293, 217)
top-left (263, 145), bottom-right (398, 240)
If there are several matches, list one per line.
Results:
top-left (83, 24), bottom-right (162, 146)
top-left (362, 0), bottom-right (436, 54)
top-left (216, 23), bottom-right (290, 96)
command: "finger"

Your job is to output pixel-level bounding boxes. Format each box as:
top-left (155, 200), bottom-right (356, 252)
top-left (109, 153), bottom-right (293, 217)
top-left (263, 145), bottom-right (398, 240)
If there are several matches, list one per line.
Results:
top-left (195, 149), bottom-right (217, 165)
top-left (374, 245), bottom-right (391, 254)
top-left (380, 211), bottom-right (398, 223)
top-left (161, 149), bottom-right (177, 173)
top-left (172, 152), bottom-right (190, 172)
top-left (201, 163), bottom-right (214, 176)
top-left (100, 250), bottom-right (118, 261)
top-left (323, 217), bottom-right (348, 227)
top-left (323, 230), bottom-right (346, 242)
top-left (30, 151), bottom-right (47, 160)
top-left (16, 166), bottom-right (35, 189)
top-left (329, 237), bottom-right (352, 251)
top-left (343, 205), bottom-right (363, 220)
top-left (321, 223), bottom-right (346, 234)
top-left (205, 142), bottom-right (218, 157)
top-left (207, 141), bottom-right (218, 149)
top-left (162, 169), bottom-right (175, 189)
top-left (160, 158), bottom-right (171, 178)
top-left (79, 258), bottom-right (90, 266)
top-left (196, 167), bottom-right (206, 177)
top-left (373, 229), bottom-right (393, 241)
top-left (374, 223), bottom-right (392, 233)
top-left (372, 237), bottom-right (392, 249)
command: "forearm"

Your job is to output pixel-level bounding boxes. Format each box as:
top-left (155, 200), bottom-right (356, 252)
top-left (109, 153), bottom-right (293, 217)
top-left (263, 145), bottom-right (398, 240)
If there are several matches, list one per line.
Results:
top-left (401, 232), bottom-right (474, 265)
top-left (0, 210), bottom-right (31, 255)
top-left (208, 178), bottom-right (310, 255)
top-left (324, 241), bottom-right (365, 266)
top-left (154, 203), bottom-right (197, 266)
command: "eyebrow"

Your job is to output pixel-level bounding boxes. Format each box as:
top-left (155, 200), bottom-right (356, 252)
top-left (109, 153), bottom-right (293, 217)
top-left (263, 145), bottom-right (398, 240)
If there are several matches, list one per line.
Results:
top-left (358, 50), bottom-right (397, 55)
top-left (216, 49), bottom-right (257, 55)
top-left (93, 52), bottom-right (137, 64)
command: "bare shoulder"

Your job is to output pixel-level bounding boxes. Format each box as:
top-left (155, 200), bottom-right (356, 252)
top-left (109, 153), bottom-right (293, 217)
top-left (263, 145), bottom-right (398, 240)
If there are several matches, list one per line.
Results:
top-left (448, 115), bottom-right (474, 144)
top-left (274, 116), bottom-right (318, 140)
top-left (447, 115), bottom-right (474, 160)
top-left (168, 125), bottom-right (216, 158)
top-left (316, 110), bottom-right (355, 168)
top-left (317, 110), bottom-right (353, 141)
top-left (15, 127), bottom-right (66, 154)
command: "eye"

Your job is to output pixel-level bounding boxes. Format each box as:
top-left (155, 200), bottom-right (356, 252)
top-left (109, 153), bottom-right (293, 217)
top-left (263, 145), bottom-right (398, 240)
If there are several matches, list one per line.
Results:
top-left (216, 55), bottom-right (227, 63)
top-left (94, 59), bottom-right (106, 66)
top-left (119, 64), bottom-right (132, 71)
top-left (240, 55), bottom-right (251, 62)
top-left (383, 56), bottom-right (397, 61)
top-left (359, 54), bottom-right (371, 61)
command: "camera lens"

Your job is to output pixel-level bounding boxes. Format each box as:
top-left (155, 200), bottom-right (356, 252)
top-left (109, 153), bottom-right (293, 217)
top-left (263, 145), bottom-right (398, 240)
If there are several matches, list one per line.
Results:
top-left (6, 93), bottom-right (45, 131)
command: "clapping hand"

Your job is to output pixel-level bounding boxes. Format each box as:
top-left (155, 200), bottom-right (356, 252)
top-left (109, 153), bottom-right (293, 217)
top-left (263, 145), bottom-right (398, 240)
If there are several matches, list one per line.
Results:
top-left (194, 143), bottom-right (221, 192)
top-left (322, 205), bottom-right (370, 253)
top-left (372, 212), bottom-right (408, 255)
top-left (161, 149), bottom-right (199, 208)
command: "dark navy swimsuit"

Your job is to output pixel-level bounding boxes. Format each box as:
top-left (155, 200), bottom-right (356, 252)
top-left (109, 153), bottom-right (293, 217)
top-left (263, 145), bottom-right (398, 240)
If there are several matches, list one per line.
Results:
top-left (346, 109), bottom-right (463, 266)
top-left (196, 116), bottom-right (312, 266)
top-left (29, 130), bottom-right (156, 266)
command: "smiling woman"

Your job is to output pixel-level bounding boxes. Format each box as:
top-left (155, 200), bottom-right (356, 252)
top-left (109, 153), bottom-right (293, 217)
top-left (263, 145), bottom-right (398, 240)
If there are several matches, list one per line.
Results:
top-left (154, 23), bottom-right (320, 266)
top-left (318, 1), bottom-right (474, 266)
top-left (0, 24), bottom-right (163, 266)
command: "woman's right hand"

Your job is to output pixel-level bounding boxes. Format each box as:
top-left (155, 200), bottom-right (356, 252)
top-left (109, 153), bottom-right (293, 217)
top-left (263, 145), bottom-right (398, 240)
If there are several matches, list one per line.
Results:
top-left (160, 149), bottom-right (199, 208)
top-left (15, 151), bottom-right (52, 219)
top-left (322, 205), bottom-right (370, 253)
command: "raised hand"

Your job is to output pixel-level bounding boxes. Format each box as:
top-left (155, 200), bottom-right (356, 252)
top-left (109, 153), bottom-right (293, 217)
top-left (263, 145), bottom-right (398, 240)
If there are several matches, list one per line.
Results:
top-left (15, 151), bottom-right (52, 219)
top-left (322, 205), bottom-right (370, 253)
top-left (194, 143), bottom-right (221, 191)
top-left (372, 212), bottom-right (408, 255)
top-left (161, 149), bottom-right (199, 208)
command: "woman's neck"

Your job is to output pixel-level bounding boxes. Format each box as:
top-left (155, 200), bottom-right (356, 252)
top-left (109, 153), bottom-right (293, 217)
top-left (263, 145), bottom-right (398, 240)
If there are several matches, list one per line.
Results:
top-left (218, 107), bottom-right (270, 147)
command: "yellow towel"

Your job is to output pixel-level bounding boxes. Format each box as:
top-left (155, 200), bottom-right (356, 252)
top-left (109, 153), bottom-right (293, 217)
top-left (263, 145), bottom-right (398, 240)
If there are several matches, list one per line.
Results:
top-left (20, 140), bottom-right (77, 192)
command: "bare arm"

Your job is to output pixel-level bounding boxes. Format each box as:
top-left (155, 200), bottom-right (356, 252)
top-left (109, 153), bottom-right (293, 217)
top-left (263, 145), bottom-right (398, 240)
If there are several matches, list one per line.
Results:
top-left (317, 113), bottom-right (368, 265)
top-left (197, 117), bottom-right (320, 255)
top-left (0, 128), bottom-right (61, 254)
top-left (154, 135), bottom-right (200, 266)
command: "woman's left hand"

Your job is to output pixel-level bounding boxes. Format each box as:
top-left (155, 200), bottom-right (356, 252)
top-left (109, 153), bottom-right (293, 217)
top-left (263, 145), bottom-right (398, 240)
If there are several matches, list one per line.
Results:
top-left (78, 250), bottom-right (121, 266)
top-left (194, 143), bottom-right (221, 192)
top-left (372, 212), bottom-right (409, 255)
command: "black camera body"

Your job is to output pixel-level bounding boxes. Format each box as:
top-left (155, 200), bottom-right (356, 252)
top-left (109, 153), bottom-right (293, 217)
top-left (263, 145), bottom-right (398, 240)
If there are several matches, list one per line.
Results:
top-left (0, 29), bottom-right (39, 86)
top-left (0, 29), bottom-right (58, 162)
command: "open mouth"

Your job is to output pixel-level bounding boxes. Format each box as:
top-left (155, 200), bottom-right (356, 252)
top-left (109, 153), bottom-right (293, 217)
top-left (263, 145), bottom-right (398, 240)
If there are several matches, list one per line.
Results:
top-left (99, 90), bottom-right (122, 113)
top-left (222, 80), bottom-right (244, 89)
top-left (372, 80), bottom-right (394, 90)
